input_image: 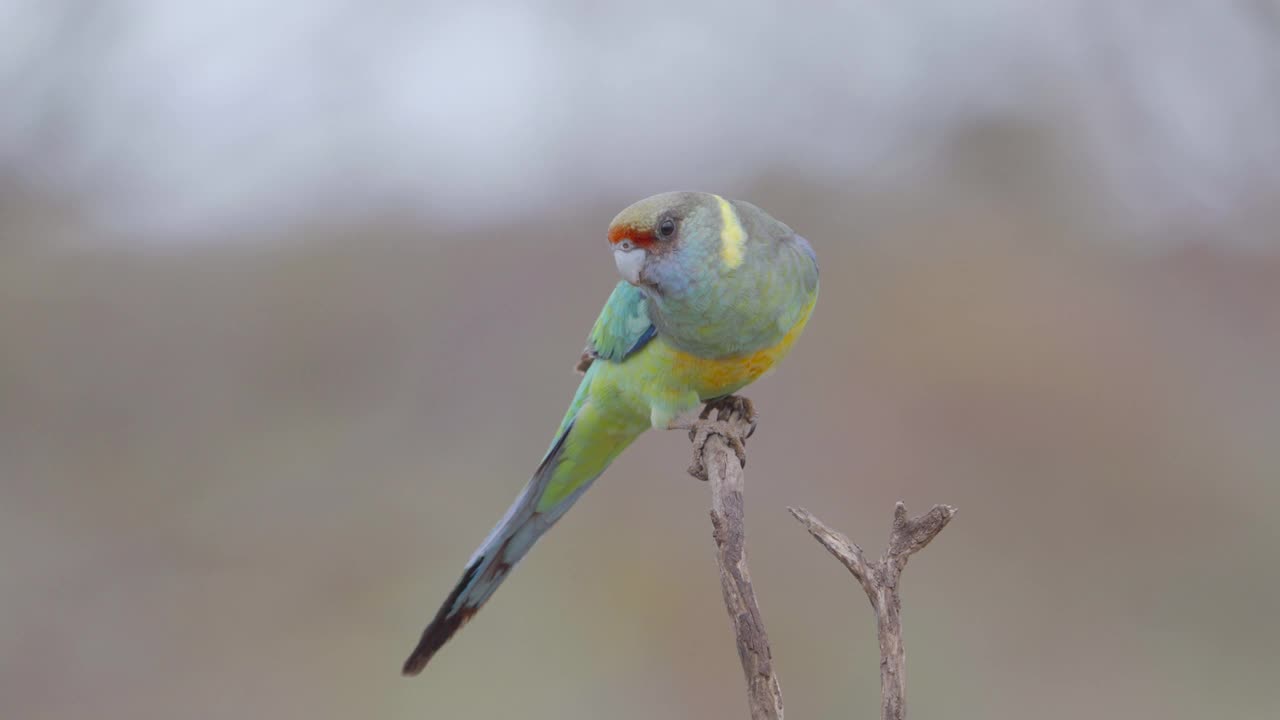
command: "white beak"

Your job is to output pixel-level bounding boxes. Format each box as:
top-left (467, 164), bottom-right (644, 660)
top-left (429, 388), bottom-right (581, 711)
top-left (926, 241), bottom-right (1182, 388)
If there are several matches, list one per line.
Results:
top-left (613, 246), bottom-right (646, 285)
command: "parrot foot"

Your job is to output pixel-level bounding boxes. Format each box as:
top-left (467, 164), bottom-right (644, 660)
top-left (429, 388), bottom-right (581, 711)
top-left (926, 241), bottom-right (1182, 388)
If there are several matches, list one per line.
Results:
top-left (685, 395), bottom-right (758, 481)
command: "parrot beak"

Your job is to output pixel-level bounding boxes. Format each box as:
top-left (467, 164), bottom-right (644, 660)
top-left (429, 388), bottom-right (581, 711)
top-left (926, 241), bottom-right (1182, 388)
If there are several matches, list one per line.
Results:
top-left (613, 246), bottom-right (646, 286)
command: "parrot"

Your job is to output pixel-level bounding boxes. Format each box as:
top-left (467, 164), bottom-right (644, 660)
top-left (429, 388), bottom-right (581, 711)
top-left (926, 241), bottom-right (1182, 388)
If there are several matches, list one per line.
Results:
top-left (402, 191), bottom-right (819, 675)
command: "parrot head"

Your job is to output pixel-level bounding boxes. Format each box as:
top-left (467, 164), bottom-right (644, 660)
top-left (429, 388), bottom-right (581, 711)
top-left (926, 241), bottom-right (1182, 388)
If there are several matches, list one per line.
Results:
top-left (606, 191), bottom-right (816, 358)
top-left (606, 191), bottom-right (726, 292)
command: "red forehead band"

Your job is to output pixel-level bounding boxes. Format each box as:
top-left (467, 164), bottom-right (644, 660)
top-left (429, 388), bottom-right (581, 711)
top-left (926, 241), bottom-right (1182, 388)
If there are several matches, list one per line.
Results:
top-left (608, 224), bottom-right (655, 248)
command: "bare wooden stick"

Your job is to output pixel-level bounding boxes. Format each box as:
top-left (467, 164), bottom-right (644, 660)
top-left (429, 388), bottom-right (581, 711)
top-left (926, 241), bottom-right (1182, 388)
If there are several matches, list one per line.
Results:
top-left (688, 404), bottom-right (784, 720)
top-left (789, 503), bottom-right (956, 720)
top-left (686, 396), bottom-right (954, 719)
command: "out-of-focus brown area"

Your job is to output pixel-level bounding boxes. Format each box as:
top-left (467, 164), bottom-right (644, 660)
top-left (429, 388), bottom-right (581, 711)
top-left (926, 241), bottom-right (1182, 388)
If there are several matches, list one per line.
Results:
top-left (3, 3), bottom-right (1280, 719)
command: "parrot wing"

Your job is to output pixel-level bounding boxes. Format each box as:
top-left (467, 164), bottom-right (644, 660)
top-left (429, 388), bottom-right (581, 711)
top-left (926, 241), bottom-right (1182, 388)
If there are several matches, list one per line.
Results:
top-left (574, 281), bottom-right (655, 373)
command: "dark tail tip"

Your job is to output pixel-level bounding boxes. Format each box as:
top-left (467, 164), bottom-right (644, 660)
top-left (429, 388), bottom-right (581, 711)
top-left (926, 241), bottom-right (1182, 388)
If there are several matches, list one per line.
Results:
top-left (402, 560), bottom-right (483, 677)
top-left (402, 608), bottom-right (475, 675)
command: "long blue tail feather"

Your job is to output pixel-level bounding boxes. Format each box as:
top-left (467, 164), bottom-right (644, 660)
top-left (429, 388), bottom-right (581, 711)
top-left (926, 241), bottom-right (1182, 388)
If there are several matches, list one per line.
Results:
top-left (402, 422), bottom-right (588, 675)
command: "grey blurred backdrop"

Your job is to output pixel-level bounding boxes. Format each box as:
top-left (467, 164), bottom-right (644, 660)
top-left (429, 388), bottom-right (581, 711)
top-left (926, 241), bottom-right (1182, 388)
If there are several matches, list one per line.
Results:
top-left (3, 2), bottom-right (1279, 718)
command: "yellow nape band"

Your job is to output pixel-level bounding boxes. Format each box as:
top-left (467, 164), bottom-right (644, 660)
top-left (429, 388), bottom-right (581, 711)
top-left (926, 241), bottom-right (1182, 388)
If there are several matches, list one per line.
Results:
top-left (714, 195), bottom-right (746, 269)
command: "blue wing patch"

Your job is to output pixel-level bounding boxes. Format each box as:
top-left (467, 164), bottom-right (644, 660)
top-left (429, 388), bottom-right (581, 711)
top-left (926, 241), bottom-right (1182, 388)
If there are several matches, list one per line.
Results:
top-left (575, 282), bottom-right (656, 373)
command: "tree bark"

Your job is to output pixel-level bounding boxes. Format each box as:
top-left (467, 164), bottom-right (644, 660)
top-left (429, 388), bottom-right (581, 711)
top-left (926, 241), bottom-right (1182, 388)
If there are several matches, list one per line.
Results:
top-left (692, 414), bottom-right (785, 720)
top-left (687, 398), bottom-right (955, 720)
top-left (789, 503), bottom-right (955, 720)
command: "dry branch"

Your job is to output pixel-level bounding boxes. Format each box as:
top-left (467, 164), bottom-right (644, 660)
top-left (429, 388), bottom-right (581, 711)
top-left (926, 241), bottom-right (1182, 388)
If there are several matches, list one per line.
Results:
top-left (789, 503), bottom-right (955, 720)
top-left (688, 403), bottom-right (784, 720)
top-left (687, 397), bottom-right (955, 720)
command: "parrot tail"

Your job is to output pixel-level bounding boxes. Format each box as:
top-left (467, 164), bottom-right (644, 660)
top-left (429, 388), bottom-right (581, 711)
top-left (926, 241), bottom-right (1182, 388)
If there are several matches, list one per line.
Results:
top-left (402, 403), bottom-right (640, 675)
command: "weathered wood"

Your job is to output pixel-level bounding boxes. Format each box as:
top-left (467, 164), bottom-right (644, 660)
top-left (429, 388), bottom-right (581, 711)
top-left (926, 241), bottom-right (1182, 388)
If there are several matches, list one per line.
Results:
top-left (789, 503), bottom-right (955, 720)
top-left (687, 395), bottom-right (955, 720)
top-left (690, 405), bottom-right (784, 720)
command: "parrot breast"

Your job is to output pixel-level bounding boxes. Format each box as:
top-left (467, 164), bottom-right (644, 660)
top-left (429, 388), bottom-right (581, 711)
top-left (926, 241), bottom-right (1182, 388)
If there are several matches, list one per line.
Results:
top-left (645, 220), bottom-right (819, 360)
top-left (663, 294), bottom-right (817, 399)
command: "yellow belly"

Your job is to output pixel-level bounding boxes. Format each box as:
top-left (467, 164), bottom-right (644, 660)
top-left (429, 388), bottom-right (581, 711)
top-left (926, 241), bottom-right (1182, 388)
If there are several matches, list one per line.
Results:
top-left (588, 297), bottom-right (817, 429)
top-left (660, 296), bottom-right (817, 400)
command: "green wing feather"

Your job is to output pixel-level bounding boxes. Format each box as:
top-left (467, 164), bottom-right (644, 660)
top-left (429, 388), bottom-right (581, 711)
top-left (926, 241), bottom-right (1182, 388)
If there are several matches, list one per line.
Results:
top-left (575, 282), bottom-right (655, 372)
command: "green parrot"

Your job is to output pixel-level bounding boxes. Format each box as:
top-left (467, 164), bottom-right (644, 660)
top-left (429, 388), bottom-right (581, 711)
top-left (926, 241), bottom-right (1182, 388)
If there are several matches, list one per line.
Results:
top-left (402, 191), bottom-right (818, 675)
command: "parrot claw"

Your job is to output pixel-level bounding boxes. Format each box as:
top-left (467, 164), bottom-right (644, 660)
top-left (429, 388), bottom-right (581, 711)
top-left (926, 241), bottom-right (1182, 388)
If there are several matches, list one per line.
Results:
top-left (686, 395), bottom-right (757, 481)
top-left (705, 395), bottom-right (758, 438)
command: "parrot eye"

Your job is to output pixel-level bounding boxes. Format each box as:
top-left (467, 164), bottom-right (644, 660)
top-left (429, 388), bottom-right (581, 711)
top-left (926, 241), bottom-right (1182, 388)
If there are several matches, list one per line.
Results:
top-left (658, 217), bottom-right (677, 239)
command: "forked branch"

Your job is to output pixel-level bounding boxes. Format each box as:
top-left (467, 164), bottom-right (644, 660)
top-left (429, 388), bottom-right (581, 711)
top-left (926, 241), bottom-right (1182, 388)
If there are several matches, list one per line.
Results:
top-left (789, 503), bottom-right (955, 720)
top-left (687, 396), bottom-right (956, 720)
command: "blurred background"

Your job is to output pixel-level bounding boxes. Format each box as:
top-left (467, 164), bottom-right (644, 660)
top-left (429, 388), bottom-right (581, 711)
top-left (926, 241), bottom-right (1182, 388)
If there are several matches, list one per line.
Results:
top-left (3, 1), bottom-right (1279, 718)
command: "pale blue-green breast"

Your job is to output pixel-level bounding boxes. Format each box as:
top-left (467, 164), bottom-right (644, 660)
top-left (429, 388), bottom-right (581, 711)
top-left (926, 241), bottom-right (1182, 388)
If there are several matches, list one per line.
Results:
top-left (648, 199), bottom-right (818, 359)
